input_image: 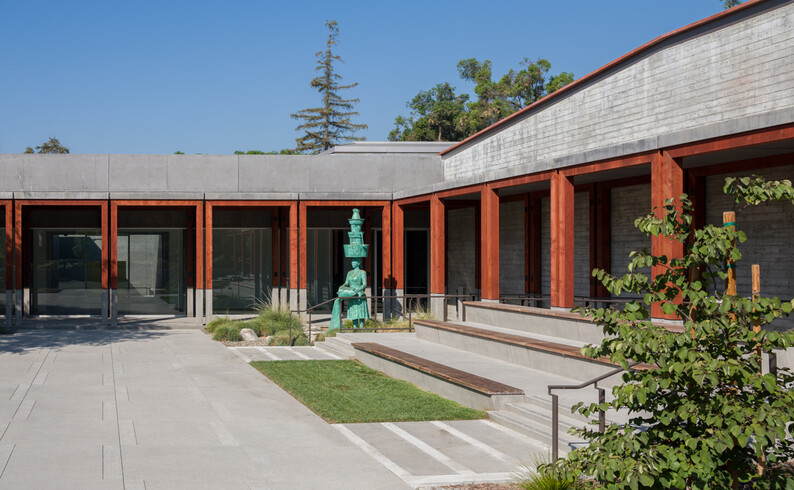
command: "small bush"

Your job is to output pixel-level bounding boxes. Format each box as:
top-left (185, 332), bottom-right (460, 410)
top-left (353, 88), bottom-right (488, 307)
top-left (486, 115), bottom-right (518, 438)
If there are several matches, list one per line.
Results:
top-left (211, 324), bottom-right (241, 341)
top-left (254, 300), bottom-right (299, 336)
top-left (206, 316), bottom-right (233, 333)
top-left (514, 452), bottom-right (585, 490)
top-left (269, 330), bottom-right (309, 346)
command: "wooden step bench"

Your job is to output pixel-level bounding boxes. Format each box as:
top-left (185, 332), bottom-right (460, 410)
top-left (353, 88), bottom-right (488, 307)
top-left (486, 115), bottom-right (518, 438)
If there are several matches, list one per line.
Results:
top-left (414, 319), bottom-right (653, 371)
top-left (351, 342), bottom-right (525, 410)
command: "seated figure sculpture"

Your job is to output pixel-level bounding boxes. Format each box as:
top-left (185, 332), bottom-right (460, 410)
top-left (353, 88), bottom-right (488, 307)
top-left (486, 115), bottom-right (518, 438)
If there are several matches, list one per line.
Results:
top-left (336, 258), bottom-right (369, 328)
top-left (328, 208), bottom-right (370, 332)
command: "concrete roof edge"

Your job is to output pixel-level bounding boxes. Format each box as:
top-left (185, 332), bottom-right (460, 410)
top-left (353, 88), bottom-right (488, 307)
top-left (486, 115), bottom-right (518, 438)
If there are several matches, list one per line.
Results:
top-left (440, 0), bottom-right (779, 157)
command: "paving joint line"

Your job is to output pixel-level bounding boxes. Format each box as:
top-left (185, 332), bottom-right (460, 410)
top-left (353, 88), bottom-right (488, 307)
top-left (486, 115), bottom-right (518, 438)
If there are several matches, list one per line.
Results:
top-left (381, 422), bottom-right (475, 475)
top-left (109, 331), bottom-right (127, 489)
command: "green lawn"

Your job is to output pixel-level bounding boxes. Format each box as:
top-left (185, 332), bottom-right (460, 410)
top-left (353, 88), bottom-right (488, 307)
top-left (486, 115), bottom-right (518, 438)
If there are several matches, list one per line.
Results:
top-left (250, 360), bottom-right (487, 423)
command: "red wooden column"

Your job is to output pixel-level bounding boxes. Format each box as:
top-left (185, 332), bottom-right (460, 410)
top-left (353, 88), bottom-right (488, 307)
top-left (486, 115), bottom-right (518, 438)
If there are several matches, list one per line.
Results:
top-left (382, 204), bottom-right (392, 289)
top-left (109, 202), bottom-right (118, 325)
top-left (3, 202), bottom-right (12, 328)
top-left (195, 203), bottom-right (204, 320)
top-left (480, 184), bottom-right (500, 301)
top-left (430, 195), bottom-right (446, 296)
top-left (293, 202), bottom-right (304, 311)
top-left (392, 203), bottom-right (404, 314)
top-left (651, 150), bottom-right (684, 319)
top-left (550, 171), bottom-right (575, 309)
top-left (14, 201), bottom-right (22, 319)
top-left (99, 202), bottom-right (109, 324)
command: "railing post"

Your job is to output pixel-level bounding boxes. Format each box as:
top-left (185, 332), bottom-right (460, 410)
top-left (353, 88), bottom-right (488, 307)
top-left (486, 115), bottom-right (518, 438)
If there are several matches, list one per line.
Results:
top-left (443, 296), bottom-right (448, 322)
top-left (769, 352), bottom-right (778, 376)
top-left (462, 301), bottom-right (467, 322)
top-left (308, 311), bottom-right (311, 345)
top-left (597, 387), bottom-right (606, 433)
top-left (551, 393), bottom-right (559, 461)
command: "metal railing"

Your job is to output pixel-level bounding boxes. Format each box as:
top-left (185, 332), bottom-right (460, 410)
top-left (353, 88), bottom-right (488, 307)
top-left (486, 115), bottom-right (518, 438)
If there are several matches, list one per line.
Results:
top-left (547, 352), bottom-right (780, 460)
top-left (499, 294), bottom-right (635, 309)
top-left (547, 362), bottom-right (639, 460)
top-left (288, 293), bottom-right (477, 345)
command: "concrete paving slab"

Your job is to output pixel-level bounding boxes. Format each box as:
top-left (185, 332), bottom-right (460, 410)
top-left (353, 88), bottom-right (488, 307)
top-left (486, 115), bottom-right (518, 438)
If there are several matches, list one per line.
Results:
top-left (0, 327), bottom-right (410, 489)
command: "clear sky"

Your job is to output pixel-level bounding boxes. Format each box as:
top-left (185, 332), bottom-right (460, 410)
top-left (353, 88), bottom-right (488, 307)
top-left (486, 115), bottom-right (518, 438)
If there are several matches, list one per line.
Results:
top-left (0, 0), bottom-right (726, 154)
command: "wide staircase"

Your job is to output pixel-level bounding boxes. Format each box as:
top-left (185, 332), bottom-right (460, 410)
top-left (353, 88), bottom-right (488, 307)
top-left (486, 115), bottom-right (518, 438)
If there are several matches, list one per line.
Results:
top-left (315, 301), bottom-right (642, 456)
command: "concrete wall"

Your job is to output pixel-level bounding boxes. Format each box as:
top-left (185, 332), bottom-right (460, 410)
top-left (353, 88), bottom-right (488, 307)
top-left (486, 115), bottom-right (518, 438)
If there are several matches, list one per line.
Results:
top-left (610, 184), bottom-right (651, 293)
top-left (706, 165), bottom-right (794, 331)
top-left (499, 200), bottom-right (525, 295)
top-left (446, 207), bottom-right (476, 295)
top-left (442, 1), bottom-right (794, 181)
top-left (0, 153), bottom-right (445, 199)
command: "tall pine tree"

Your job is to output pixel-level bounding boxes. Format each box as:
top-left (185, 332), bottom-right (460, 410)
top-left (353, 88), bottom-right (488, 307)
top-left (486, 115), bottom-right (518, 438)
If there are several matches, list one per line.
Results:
top-left (291, 20), bottom-right (367, 154)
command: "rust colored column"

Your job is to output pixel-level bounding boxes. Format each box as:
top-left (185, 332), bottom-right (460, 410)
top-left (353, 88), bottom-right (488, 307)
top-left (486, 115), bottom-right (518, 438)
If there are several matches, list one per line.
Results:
top-left (430, 195), bottom-right (446, 318)
top-left (100, 202), bottom-right (109, 324)
top-left (109, 202), bottom-right (118, 325)
top-left (480, 184), bottom-right (500, 301)
top-left (4, 202), bottom-right (12, 328)
top-left (550, 171), bottom-right (575, 309)
top-left (430, 195), bottom-right (446, 295)
top-left (292, 202), bottom-right (303, 312)
top-left (195, 203), bottom-right (204, 321)
top-left (271, 211), bottom-right (280, 287)
top-left (651, 150), bottom-right (684, 320)
top-left (391, 203), bottom-right (405, 316)
top-left (382, 204), bottom-right (392, 289)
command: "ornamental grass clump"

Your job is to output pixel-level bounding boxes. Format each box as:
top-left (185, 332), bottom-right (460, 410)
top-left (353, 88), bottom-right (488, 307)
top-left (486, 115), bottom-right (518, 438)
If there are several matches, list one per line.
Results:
top-left (546, 176), bottom-right (794, 489)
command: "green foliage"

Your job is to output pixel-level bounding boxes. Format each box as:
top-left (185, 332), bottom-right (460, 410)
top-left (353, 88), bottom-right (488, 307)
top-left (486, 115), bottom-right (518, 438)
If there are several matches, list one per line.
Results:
top-left (291, 20), bottom-right (367, 154)
top-left (250, 360), bottom-right (486, 423)
top-left (723, 0), bottom-right (742, 9)
top-left (174, 151), bottom-right (185, 154)
top-left (515, 452), bottom-right (587, 490)
top-left (24, 137), bottom-right (69, 154)
top-left (388, 83), bottom-right (469, 142)
top-left (234, 150), bottom-right (265, 155)
top-left (547, 177), bottom-right (794, 489)
top-left (389, 58), bottom-right (573, 141)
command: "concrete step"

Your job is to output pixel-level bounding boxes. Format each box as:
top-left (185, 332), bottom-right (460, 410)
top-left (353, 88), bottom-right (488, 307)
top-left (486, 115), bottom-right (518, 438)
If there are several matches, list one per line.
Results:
top-left (414, 319), bottom-right (626, 386)
top-left (462, 302), bottom-right (606, 344)
top-left (314, 336), bottom-right (356, 358)
top-left (487, 410), bottom-right (586, 456)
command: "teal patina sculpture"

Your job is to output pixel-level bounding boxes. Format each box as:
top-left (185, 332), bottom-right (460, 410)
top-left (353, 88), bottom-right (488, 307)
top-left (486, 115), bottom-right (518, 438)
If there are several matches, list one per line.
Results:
top-left (328, 209), bottom-right (369, 332)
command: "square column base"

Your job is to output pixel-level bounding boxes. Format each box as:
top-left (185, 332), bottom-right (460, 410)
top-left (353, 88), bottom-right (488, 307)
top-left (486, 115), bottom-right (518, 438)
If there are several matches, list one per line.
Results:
top-left (187, 288), bottom-right (194, 317)
top-left (101, 289), bottom-right (109, 327)
top-left (4, 291), bottom-right (13, 332)
top-left (430, 294), bottom-right (446, 321)
top-left (195, 289), bottom-right (205, 324)
top-left (110, 289), bottom-right (118, 327)
top-left (204, 289), bottom-right (213, 323)
top-left (15, 290), bottom-right (22, 326)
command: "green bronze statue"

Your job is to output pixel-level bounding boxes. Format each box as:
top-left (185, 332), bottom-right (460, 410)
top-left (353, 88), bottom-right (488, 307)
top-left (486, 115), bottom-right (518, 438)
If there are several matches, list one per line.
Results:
top-left (328, 209), bottom-right (369, 332)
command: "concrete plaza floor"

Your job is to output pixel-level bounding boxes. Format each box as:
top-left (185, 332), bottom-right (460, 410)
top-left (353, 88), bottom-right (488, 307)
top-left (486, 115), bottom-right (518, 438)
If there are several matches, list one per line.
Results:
top-left (0, 328), bottom-right (543, 489)
top-left (0, 328), bottom-right (410, 489)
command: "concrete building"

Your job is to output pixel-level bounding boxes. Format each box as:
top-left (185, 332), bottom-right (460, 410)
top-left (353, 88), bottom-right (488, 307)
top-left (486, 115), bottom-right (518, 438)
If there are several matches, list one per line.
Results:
top-left (1, 0), bottom-right (792, 335)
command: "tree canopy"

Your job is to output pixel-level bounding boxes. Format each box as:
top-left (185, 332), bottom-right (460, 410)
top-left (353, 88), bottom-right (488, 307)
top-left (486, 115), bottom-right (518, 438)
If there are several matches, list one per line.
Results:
top-left (389, 58), bottom-right (573, 142)
top-left (291, 20), bottom-right (367, 154)
top-left (23, 137), bottom-right (69, 154)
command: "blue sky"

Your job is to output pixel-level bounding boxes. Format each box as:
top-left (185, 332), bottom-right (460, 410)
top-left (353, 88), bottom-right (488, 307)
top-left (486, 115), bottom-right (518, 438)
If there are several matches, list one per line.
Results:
top-left (0, 1), bottom-right (725, 154)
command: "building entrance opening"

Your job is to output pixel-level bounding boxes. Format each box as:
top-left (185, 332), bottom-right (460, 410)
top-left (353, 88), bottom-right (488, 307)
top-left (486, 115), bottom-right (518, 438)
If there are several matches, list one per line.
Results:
top-left (211, 208), bottom-right (273, 314)
top-left (29, 208), bottom-right (102, 315)
top-left (117, 209), bottom-right (188, 315)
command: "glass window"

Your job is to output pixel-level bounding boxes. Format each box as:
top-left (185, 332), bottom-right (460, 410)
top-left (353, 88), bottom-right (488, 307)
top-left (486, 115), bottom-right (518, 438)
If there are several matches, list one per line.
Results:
top-left (212, 228), bottom-right (272, 313)
top-left (31, 229), bottom-right (103, 315)
top-left (117, 229), bottom-right (187, 315)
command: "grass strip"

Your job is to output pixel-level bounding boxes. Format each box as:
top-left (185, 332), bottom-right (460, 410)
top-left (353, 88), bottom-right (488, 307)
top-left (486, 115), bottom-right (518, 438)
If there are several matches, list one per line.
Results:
top-left (251, 360), bottom-right (487, 424)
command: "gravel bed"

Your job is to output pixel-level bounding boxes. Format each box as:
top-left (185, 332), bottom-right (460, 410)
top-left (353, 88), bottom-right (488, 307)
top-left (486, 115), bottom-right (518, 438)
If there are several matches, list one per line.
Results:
top-left (221, 339), bottom-right (272, 347)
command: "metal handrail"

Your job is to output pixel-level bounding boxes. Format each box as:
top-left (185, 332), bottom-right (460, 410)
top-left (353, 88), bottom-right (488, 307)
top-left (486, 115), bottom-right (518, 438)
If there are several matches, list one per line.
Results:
top-left (547, 362), bottom-right (639, 460)
top-left (287, 293), bottom-right (477, 345)
top-left (547, 352), bottom-right (780, 460)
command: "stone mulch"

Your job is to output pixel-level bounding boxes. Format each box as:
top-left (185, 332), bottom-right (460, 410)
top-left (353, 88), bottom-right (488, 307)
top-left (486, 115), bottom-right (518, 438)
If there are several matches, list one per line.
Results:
top-left (221, 339), bottom-right (272, 347)
top-left (424, 484), bottom-right (517, 489)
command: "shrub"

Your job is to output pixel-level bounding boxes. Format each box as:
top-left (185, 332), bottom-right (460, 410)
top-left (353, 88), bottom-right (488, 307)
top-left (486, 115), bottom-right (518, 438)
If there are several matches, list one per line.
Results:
top-left (548, 176), bottom-right (794, 489)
